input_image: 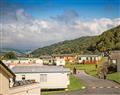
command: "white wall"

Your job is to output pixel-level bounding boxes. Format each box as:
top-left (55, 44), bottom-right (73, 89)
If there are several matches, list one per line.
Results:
top-left (15, 72), bottom-right (70, 89)
top-left (35, 59), bottom-right (43, 65)
top-left (56, 59), bottom-right (66, 66)
top-left (78, 56), bottom-right (102, 63)
top-left (3, 59), bottom-right (44, 67)
top-left (78, 57), bottom-right (86, 63)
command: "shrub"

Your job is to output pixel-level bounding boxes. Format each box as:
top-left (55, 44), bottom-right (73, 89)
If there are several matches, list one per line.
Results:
top-left (107, 63), bottom-right (117, 73)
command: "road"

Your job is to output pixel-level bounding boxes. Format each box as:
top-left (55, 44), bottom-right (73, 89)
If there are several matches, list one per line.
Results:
top-left (49, 70), bottom-right (120, 95)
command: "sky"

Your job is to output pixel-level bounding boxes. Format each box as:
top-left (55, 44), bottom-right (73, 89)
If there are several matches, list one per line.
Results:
top-left (0, 0), bottom-right (120, 50)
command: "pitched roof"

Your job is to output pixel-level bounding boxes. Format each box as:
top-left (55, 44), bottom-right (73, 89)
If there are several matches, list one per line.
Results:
top-left (11, 66), bottom-right (70, 73)
top-left (40, 55), bottom-right (54, 59)
top-left (52, 54), bottom-right (76, 57)
top-left (78, 55), bottom-right (100, 57)
top-left (0, 60), bottom-right (15, 78)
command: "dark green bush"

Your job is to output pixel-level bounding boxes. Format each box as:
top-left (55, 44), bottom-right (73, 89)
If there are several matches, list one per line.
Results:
top-left (107, 63), bottom-right (117, 73)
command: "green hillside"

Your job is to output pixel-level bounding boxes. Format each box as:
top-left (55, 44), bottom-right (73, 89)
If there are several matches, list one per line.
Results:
top-left (0, 48), bottom-right (24, 55)
top-left (31, 25), bottom-right (120, 57)
top-left (88, 25), bottom-right (120, 51)
top-left (0, 48), bottom-right (32, 55)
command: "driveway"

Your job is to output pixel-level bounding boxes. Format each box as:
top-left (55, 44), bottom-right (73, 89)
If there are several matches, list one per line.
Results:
top-left (77, 70), bottom-right (120, 88)
top-left (48, 70), bottom-right (120, 95)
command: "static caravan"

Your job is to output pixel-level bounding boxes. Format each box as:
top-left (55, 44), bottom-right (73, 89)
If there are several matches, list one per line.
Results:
top-left (52, 54), bottom-right (76, 63)
top-left (110, 51), bottom-right (120, 72)
top-left (11, 66), bottom-right (70, 89)
top-left (78, 55), bottom-right (102, 64)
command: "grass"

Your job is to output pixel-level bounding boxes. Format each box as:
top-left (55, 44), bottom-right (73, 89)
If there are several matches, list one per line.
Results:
top-left (107, 72), bottom-right (120, 83)
top-left (42, 75), bottom-right (86, 95)
top-left (42, 57), bottom-right (119, 95)
top-left (65, 63), bottom-right (97, 77)
top-left (68, 75), bottom-right (86, 91)
top-left (41, 89), bottom-right (64, 95)
top-left (65, 57), bottom-right (108, 77)
top-left (65, 62), bottom-right (120, 84)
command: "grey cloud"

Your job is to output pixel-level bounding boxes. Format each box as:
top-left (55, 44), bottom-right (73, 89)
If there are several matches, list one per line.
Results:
top-left (50, 10), bottom-right (79, 23)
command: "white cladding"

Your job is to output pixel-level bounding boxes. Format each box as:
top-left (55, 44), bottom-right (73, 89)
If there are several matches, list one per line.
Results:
top-left (11, 66), bottom-right (70, 89)
top-left (15, 72), bottom-right (70, 89)
top-left (3, 58), bottom-right (43, 65)
top-left (56, 59), bottom-right (66, 66)
top-left (78, 55), bottom-right (102, 63)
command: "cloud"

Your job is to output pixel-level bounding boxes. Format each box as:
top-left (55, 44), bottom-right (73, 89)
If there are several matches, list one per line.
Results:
top-left (0, 9), bottom-right (120, 50)
top-left (50, 10), bottom-right (79, 23)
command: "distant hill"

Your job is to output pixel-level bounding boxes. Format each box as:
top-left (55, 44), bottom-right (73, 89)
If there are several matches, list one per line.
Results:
top-left (0, 48), bottom-right (24, 55)
top-left (31, 25), bottom-right (120, 57)
top-left (0, 48), bottom-right (33, 55)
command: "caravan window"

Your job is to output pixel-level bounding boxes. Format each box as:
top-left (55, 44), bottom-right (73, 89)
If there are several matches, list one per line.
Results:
top-left (22, 75), bottom-right (25, 80)
top-left (40, 74), bottom-right (47, 82)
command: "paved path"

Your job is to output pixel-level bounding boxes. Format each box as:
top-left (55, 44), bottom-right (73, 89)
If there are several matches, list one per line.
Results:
top-left (48, 70), bottom-right (120, 95)
top-left (77, 70), bottom-right (120, 88)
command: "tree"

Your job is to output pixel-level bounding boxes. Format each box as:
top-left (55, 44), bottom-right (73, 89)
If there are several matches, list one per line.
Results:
top-left (4, 52), bottom-right (17, 59)
top-left (115, 42), bottom-right (120, 50)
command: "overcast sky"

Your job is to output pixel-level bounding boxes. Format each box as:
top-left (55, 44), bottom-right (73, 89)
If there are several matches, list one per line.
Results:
top-left (0, 0), bottom-right (120, 50)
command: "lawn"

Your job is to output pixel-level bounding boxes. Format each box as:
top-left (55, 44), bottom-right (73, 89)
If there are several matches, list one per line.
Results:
top-left (107, 72), bottom-right (120, 83)
top-left (68, 75), bottom-right (86, 91)
top-left (41, 75), bottom-right (86, 95)
top-left (65, 63), bottom-right (97, 77)
top-left (65, 57), bottom-right (107, 77)
top-left (65, 62), bottom-right (120, 83)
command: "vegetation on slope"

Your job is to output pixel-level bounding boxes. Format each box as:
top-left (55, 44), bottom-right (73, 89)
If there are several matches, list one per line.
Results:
top-left (88, 25), bottom-right (120, 51)
top-left (0, 52), bottom-right (18, 60)
top-left (0, 48), bottom-right (24, 54)
top-left (32, 25), bottom-right (120, 57)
